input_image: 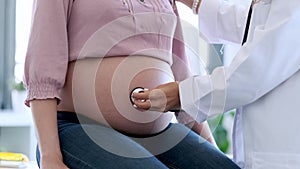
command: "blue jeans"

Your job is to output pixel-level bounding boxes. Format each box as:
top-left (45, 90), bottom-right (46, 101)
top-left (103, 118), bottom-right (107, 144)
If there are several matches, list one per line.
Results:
top-left (36, 112), bottom-right (240, 169)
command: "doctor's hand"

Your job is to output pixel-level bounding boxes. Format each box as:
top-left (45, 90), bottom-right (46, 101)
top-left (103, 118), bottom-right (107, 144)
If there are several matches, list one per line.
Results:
top-left (132, 82), bottom-right (180, 112)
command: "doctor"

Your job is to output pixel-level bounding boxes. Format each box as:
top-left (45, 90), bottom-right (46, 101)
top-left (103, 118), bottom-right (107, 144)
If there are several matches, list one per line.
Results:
top-left (133, 0), bottom-right (300, 168)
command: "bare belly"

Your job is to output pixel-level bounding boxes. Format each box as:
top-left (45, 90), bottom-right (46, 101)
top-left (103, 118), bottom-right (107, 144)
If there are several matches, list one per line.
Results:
top-left (57, 56), bottom-right (175, 135)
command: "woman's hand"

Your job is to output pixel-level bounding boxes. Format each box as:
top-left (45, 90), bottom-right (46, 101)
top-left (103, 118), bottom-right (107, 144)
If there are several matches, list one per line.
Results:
top-left (132, 82), bottom-right (180, 112)
top-left (40, 154), bottom-right (69, 169)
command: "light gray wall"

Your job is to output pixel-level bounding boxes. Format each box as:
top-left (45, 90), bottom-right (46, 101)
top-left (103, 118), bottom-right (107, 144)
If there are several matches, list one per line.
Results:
top-left (0, 0), bottom-right (16, 109)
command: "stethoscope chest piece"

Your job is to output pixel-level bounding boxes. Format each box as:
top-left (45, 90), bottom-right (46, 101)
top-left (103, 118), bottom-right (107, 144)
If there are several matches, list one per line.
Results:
top-left (130, 87), bottom-right (146, 106)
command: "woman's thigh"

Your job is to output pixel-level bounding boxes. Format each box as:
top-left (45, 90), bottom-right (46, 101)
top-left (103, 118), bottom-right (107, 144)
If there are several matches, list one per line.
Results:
top-left (37, 122), bottom-right (168, 169)
top-left (134, 123), bottom-right (240, 169)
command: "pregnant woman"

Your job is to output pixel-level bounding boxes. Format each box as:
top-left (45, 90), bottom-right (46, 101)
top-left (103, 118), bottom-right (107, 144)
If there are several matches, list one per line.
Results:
top-left (24, 0), bottom-right (239, 168)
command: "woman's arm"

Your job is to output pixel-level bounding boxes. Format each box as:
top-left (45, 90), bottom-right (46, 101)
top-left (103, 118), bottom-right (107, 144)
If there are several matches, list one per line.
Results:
top-left (31, 99), bottom-right (69, 169)
top-left (24, 1), bottom-right (72, 166)
top-left (188, 121), bottom-right (217, 146)
top-left (177, 0), bottom-right (201, 11)
top-left (163, 1), bottom-right (216, 144)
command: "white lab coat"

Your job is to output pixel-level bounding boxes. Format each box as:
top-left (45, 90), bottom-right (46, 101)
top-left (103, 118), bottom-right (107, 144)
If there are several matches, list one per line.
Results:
top-left (179, 0), bottom-right (300, 168)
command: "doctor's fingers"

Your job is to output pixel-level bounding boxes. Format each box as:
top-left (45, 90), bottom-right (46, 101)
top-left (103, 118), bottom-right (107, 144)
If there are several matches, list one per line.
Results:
top-left (132, 88), bottom-right (167, 101)
top-left (133, 99), bottom-right (167, 112)
top-left (134, 99), bottom-right (166, 112)
top-left (132, 90), bottom-right (150, 100)
top-left (133, 99), bottom-right (151, 110)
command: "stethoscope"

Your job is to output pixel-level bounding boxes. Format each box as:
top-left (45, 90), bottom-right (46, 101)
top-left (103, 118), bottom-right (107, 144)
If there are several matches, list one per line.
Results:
top-left (129, 87), bottom-right (147, 107)
top-left (129, 87), bottom-right (181, 112)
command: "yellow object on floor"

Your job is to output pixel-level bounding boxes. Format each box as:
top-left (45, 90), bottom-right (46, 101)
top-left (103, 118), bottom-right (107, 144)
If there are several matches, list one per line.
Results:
top-left (0, 152), bottom-right (28, 162)
top-left (0, 152), bottom-right (28, 168)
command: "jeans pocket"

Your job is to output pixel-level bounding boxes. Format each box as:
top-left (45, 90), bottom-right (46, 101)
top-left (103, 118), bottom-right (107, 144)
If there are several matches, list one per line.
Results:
top-left (248, 152), bottom-right (300, 169)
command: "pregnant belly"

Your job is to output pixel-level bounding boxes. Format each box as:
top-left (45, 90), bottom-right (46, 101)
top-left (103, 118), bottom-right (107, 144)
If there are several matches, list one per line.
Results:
top-left (58, 56), bottom-right (175, 135)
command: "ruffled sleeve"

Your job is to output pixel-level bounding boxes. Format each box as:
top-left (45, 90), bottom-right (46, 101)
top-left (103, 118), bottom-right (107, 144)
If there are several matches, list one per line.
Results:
top-left (24, 0), bottom-right (73, 106)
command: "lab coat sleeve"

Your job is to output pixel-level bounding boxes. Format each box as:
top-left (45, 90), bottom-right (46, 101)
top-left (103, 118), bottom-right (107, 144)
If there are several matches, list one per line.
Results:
top-left (179, 1), bottom-right (300, 122)
top-left (198, 0), bottom-right (251, 44)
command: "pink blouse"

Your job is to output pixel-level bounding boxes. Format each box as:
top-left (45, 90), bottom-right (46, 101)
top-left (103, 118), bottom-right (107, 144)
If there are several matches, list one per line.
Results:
top-left (24, 0), bottom-right (190, 106)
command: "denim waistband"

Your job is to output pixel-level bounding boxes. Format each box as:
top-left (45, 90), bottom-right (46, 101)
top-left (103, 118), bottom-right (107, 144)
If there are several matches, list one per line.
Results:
top-left (57, 111), bottom-right (172, 138)
top-left (57, 111), bottom-right (99, 124)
